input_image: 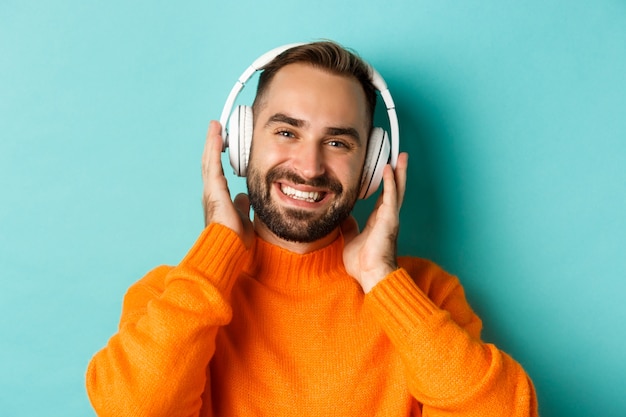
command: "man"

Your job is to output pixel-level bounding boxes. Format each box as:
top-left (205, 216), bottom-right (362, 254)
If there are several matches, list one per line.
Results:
top-left (87, 41), bottom-right (537, 416)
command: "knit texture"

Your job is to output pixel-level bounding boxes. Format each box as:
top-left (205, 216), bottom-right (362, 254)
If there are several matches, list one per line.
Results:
top-left (86, 224), bottom-right (538, 417)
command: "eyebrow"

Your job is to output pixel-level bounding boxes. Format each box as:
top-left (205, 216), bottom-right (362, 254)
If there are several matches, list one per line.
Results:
top-left (265, 113), bottom-right (308, 129)
top-left (265, 113), bottom-right (362, 144)
top-left (325, 127), bottom-right (361, 144)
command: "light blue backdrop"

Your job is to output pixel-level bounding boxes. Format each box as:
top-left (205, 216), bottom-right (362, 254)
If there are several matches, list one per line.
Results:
top-left (1, 1), bottom-right (625, 416)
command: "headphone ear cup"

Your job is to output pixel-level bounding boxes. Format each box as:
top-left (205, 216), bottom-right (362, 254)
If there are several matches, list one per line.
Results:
top-left (228, 105), bottom-right (254, 176)
top-left (359, 127), bottom-right (390, 199)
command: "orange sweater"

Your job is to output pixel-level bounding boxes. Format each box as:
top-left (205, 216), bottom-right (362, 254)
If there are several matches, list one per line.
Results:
top-left (86, 224), bottom-right (537, 416)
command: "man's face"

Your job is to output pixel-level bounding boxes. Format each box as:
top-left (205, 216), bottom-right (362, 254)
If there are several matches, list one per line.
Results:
top-left (246, 63), bottom-right (369, 243)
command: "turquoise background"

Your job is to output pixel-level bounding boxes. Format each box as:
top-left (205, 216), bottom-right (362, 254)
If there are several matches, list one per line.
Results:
top-left (1, 1), bottom-right (625, 416)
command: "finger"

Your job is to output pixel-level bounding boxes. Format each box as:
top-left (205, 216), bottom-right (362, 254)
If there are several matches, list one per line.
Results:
top-left (381, 164), bottom-right (398, 211)
top-left (203, 120), bottom-right (224, 178)
top-left (394, 152), bottom-right (409, 209)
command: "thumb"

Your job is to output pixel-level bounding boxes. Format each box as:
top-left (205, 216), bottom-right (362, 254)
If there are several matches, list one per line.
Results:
top-left (233, 193), bottom-right (251, 220)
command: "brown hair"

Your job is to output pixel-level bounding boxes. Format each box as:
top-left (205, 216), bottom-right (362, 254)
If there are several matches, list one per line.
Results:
top-left (252, 41), bottom-right (377, 129)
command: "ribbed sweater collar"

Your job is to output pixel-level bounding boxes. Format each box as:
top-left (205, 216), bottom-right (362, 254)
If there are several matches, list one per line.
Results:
top-left (243, 233), bottom-right (349, 290)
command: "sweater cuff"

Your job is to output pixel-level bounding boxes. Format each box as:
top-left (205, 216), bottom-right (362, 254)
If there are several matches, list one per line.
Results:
top-left (364, 268), bottom-right (446, 342)
top-left (177, 223), bottom-right (248, 293)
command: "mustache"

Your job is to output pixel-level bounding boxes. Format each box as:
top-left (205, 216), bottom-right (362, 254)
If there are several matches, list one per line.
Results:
top-left (265, 167), bottom-right (343, 194)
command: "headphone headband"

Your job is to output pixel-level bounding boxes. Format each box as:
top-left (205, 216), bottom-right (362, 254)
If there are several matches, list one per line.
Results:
top-left (219, 43), bottom-right (399, 168)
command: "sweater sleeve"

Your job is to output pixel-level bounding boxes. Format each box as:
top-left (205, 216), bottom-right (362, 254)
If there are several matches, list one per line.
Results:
top-left (363, 259), bottom-right (538, 417)
top-left (86, 224), bottom-right (248, 417)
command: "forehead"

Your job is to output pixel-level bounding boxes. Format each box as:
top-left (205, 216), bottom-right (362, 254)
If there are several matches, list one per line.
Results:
top-left (257, 63), bottom-right (369, 131)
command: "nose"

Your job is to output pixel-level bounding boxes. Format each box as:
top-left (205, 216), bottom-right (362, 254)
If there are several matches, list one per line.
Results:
top-left (292, 142), bottom-right (325, 179)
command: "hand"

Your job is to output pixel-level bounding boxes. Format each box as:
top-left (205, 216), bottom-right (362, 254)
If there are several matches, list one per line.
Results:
top-left (202, 120), bottom-right (255, 248)
top-left (342, 152), bottom-right (409, 293)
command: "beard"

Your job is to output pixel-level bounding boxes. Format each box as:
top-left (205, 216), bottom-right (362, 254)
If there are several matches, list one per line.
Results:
top-left (246, 164), bottom-right (359, 243)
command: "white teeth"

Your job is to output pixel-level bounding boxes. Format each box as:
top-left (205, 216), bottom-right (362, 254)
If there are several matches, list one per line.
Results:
top-left (281, 185), bottom-right (322, 202)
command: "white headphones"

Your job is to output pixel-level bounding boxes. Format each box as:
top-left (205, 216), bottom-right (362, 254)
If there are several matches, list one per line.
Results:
top-left (219, 43), bottom-right (400, 199)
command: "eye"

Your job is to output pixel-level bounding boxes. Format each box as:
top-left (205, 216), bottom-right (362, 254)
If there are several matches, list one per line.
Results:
top-left (276, 129), bottom-right (295, 138)
top-left (326, 140), bottom-right (350, 149)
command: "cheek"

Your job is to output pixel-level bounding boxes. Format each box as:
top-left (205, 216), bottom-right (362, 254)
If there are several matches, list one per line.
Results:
top-left (248, 142), bottom-right (277, 174)
top-left (335, 157), bottom-right (365, 190)
top-left (249, 135), bottom-right (284, 165)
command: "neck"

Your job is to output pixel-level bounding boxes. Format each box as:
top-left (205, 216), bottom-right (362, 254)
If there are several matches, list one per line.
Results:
top-left (253, 216), bottom-right (340, 254)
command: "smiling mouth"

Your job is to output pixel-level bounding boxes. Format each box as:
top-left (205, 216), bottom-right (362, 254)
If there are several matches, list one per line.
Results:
top-left (280, 184), bottom-right (326, 203)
